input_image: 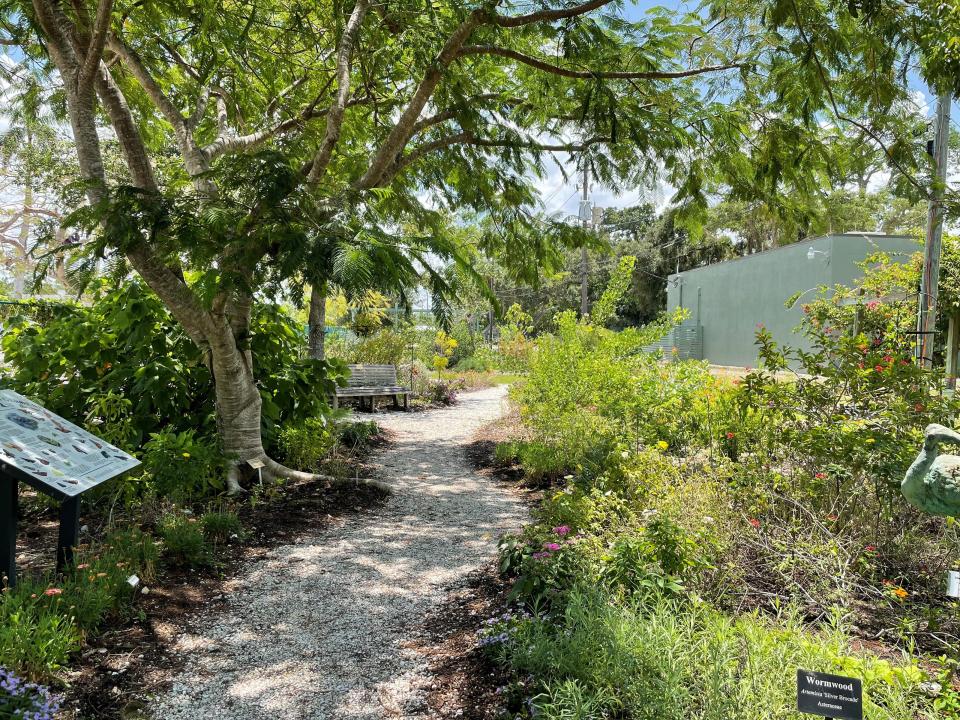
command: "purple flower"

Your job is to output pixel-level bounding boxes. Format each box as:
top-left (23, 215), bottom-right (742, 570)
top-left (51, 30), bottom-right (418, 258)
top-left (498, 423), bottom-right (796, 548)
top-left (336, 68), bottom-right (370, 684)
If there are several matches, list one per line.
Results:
top-left (0, 666), bottom-right (61, 720)
top-left (542, 542), bottom-right (561, 552)
top-left (531, 551), bottom-right (550, 560)
top-left (552, 525), bottom-right (571, 536)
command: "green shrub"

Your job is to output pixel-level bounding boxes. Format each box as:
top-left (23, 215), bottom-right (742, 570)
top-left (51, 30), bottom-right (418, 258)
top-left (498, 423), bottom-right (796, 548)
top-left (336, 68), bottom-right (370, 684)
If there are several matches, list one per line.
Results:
top-left (158, 514), bottom-right (210, 567)
top-left (338, 420), bottom-right (380, 450)
top-left (532, 679), bottom-right (613, 720)
top-left (0, 527), bottom-right (157, 681)
top-left (141, 429), bottom-right (224, 500)
top-left (277, 416), bottom-right (337, 471)
top-left (0, 281), bottom-right (346, 495)
top-left (200, 509), bottom-right (244, 544)
top-left (63, 527), bottom-right (160, 632)
top-left (494, 590), bottom-right (936, 720)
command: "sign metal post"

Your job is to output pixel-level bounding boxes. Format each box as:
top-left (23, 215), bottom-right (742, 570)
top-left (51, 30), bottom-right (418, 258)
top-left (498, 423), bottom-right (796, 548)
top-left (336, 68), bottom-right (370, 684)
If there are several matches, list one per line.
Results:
top-left (0, 475), bottom-right (16, 589)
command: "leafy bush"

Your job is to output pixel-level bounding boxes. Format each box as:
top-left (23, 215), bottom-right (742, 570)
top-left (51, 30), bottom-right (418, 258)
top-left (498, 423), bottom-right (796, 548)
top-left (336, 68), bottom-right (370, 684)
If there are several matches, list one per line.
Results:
top-left (63, 527), bottom-right (159, 632)
top-left (158, 513), bottom-right (210, 567)
top-left (0, 667), bottom-right (61, 718)
top-left (277, 415), bottom-right (338, 471)
top-left (491, 256), bottom-right (960, 718)
top-left (0, 592), bottom-right (81, 680)
top-left (141, 429), bottom-right (224, 500)
top-left (338, 420), bottom-right (380, 450)
top-left (0, 281), bottom-right (346, 488)
top-left (426, 378), bottom-right (463, 405)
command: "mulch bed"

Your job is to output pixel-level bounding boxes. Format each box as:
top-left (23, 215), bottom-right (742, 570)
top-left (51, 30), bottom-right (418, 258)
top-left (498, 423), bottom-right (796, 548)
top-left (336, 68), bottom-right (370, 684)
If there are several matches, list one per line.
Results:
top-left (8, 439), bottom-right (390, 720)
top-left (414, 567), bottom-right (516, 720)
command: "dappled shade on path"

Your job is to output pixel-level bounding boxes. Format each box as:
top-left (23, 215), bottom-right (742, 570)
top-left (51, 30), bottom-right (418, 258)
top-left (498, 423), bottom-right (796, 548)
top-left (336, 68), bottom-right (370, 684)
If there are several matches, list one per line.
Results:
top-left (153, 386), bottom-right (527, 719)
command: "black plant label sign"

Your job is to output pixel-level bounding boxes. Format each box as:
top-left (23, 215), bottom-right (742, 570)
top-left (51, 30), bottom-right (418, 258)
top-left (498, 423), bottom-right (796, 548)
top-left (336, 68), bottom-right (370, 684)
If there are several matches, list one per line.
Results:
top-left (797, 669), bottom-right (863, 720)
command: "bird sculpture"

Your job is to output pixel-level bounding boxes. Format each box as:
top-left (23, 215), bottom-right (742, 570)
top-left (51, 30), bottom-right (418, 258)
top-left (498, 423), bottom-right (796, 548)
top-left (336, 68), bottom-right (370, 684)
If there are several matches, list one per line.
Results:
top-left (902, 424), bottom-right (960, 517)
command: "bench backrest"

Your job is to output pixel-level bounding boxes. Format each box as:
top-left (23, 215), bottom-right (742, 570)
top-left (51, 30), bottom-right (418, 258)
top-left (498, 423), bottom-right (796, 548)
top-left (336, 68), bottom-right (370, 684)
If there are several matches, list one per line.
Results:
top-left (345, 363), bottom-right (399, 387)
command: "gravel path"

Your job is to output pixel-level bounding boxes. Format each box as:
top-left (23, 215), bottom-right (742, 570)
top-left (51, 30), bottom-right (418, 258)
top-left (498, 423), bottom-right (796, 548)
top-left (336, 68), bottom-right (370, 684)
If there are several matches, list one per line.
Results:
top-left (153, 385), bottom-right (526, 719)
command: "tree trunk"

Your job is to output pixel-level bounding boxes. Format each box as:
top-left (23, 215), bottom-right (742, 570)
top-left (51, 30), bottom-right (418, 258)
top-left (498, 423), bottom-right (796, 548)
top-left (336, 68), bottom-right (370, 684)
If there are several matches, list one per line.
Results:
top-left (14, 179), bottom-right (31, 298)
top-left (308, 283), bottom-right (327, 360)
top-left (208, 323), bottom-right (266, 494)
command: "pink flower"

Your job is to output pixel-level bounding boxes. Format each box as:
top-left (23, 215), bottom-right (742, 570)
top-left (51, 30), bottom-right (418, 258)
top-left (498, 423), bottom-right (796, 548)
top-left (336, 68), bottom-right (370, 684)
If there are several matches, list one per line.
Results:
top-left (865, 545), bottom-right (876, 552)
top-left (725, 432), bottom-right (735, 440)
top-left (866, 300), bottom-right (880, 311)
top-left (552, 525), bottom-right (571, 536)
top-left (543, 542), bottom-right (561, 552)
top-left (814, 472), bottom-right (827, 480)
top-left (44, 588), bottom-right (62, 596)
top-left (748, 518), bottom-right (760, 529)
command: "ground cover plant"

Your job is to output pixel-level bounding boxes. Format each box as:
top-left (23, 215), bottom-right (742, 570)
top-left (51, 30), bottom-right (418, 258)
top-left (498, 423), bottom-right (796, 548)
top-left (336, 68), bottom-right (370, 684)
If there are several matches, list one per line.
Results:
top-left (488, 260), bottom-right (960, 719)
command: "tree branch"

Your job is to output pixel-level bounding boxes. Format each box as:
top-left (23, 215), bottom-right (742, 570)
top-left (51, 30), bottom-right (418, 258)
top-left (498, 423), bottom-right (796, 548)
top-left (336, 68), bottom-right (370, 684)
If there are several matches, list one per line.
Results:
top-left (107, 34), bottom-right (186, 134)
top-left (79, 0), bottom-right (113, 91)
top-left (457, 45), bottom-right (742, 80)
top-left (493, 0), bottom-right (615, 27)
top-left (394, 131), bottom-right (609, 175)
top-left (356, 8), bottom-right (489, 189)
top-left (307, 0), bottom-right (371, 183)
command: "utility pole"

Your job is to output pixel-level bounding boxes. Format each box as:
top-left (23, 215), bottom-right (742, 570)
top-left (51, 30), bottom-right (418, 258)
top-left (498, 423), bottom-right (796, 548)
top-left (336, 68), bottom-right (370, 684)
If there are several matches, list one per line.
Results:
top-left (579, 162), bottom-right (590, 317)
top-left (917, 89), bottom-right (952, 368)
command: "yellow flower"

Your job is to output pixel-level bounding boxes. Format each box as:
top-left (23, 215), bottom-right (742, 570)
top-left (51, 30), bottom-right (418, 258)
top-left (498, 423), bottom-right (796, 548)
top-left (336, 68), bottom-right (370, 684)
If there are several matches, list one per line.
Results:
top-left (865, 438), bottom-right (875, 444)
top-left (893, 586), bottom-right (908, 600)
top-left (656, 441), bottom-right (669, 451)
top-left (182, 452), bottom-right (191, 458)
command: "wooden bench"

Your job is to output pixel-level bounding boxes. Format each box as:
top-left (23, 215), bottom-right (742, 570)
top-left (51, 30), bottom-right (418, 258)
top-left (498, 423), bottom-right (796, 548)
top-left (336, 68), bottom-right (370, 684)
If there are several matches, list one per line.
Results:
top-left (333, 363), bottom-right (411, 411)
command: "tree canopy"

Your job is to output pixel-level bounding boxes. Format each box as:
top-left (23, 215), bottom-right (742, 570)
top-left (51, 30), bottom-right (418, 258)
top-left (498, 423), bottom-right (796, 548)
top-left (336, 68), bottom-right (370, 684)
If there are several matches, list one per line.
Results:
top-left (0, 0), bottom-right (953, 491)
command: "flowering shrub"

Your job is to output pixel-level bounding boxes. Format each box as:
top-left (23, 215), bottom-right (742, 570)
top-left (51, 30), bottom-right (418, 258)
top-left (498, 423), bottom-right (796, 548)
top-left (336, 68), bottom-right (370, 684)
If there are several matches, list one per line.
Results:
top-left (425, 377), bottom-right (464, 406)
top-left (0, 667), bottom-right (60, 719)
top-left (489, 260), bottom-right (951, 718)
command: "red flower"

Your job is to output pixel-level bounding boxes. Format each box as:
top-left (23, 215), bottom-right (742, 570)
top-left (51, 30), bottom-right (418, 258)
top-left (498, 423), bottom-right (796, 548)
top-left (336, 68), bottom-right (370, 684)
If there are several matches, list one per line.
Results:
top-left (883, 355), bottom-right (893, 363)
top-left (865, 545), bottom-right (876, 552)
top-left (814, 472), bottom-right (827, 480)
top-left (725, 432), bottom-right (736, 440)
top-left (748, 518), bottom-right (760, 529)
top-left (874, 365), bottom-right (885, 373)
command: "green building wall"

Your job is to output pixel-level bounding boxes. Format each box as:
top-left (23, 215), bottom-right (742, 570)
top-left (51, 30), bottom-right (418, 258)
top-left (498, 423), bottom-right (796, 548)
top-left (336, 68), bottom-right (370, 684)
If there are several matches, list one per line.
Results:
top-left (665, 233), bottom-right (920, 368)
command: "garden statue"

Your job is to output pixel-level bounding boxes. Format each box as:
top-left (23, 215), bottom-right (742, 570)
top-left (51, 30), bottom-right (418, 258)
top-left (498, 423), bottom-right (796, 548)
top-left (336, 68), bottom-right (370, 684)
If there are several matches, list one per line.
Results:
top-left (902, 424), bottom-right (960, 517)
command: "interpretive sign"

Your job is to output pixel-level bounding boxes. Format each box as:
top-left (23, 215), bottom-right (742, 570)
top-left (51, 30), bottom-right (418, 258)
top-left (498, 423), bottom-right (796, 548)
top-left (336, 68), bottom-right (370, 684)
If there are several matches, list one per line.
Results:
top-left (0, 390), bottom-right (140, 498)
top-left (797, 669), bottom-right (863, 720)
top-left (0, 390), bottom-right (140, 588)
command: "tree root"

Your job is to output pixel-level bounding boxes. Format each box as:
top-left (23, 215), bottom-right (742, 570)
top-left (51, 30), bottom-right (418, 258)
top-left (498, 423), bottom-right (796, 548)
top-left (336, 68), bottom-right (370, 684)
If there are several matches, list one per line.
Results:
top-left (226, 463), bottom-right (245, 496)
top-left (262, 456), bottom-right (393, 494)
